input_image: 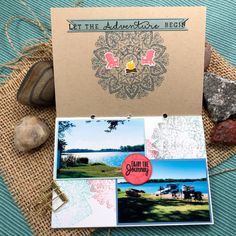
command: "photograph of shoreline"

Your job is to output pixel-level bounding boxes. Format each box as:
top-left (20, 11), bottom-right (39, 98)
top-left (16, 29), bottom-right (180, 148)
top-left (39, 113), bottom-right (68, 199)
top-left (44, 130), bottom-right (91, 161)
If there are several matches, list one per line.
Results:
top-left (56, 118), bottom-right (145, 178)
top-left (117, 159), bottom-right (211, 224)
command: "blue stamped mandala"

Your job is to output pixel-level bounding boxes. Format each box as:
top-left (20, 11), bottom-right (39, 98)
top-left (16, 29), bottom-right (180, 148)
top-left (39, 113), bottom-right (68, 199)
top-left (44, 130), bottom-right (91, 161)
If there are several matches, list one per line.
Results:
top-left (92, 31), bottom-right (169, 99)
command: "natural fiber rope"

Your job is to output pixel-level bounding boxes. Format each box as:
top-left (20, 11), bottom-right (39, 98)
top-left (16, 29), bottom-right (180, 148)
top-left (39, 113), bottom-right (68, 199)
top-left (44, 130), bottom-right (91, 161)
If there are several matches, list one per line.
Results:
top-left (4, 16), bottom-right (49, 56)
top-left (0, 0), bottom-right (51, 79)
top-left (1, 16), bottom-right (49, 65)
top-left (18, 0), bottom-right (51, 38)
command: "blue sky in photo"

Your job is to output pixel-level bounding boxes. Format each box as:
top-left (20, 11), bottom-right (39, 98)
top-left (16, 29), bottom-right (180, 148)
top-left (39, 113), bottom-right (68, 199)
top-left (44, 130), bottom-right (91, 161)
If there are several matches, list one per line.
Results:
top-left (150, 159), bottom-right (207, 180)
top-left (61, 119), bottom-right (144, 150)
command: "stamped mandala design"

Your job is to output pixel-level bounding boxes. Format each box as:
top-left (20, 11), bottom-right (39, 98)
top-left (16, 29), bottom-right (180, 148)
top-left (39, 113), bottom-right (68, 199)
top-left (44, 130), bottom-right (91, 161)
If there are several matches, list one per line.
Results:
top-left (87, 180), bottom-right (115, 210)
top-left (147, 116), bottom-right (206, 159)
top-left (92, 31), bottom-right (169, 99)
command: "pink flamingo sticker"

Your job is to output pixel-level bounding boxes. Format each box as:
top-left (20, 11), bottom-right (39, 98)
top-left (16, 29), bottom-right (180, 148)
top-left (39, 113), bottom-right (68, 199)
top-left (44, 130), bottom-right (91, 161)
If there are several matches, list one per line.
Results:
top-left (104, 52), bottom-right (119, 69)
top-left (141, 49), bottom-right (156, 66)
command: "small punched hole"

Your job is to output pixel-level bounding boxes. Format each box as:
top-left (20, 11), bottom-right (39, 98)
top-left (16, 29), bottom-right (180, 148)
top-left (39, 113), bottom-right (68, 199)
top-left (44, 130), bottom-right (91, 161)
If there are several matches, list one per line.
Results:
top-left (163, 114), bottom-right (168, 119)
top-left (91, 115), bottom-right (96, 119)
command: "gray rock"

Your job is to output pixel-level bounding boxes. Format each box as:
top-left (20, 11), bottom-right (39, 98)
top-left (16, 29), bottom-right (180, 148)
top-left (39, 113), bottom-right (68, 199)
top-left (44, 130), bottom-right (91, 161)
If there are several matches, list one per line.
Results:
top-left (204, 72), bottom-right (236, 122)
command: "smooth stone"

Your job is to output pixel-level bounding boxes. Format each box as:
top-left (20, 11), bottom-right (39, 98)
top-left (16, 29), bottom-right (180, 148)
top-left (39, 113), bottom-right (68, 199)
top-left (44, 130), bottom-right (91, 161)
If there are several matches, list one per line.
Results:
top-left (204, 41), bottom-right (211, 71)
top-left (14, 116), bottom-right (50, 152)
top-left (211, 120), bottom-right (236, 145)
top-left (204, 72), bottom-right (236, 122)
top-left (17, 61), bottom-right (55, 107)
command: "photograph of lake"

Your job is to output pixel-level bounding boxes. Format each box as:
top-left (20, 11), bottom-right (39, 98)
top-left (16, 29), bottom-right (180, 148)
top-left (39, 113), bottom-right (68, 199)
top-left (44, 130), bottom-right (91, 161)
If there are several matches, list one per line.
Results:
top-left (56, 118), bottom-right (145, 178)
top-left (117, 159), bottom-right (212, 224)
top-left (61, 151), bottom-right (145, 168)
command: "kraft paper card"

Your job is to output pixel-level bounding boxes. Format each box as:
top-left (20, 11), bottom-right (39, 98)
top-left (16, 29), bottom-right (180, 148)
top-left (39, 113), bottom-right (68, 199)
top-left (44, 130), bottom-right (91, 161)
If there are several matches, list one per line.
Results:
top-left (51, 7), bottom-right (206, 117)
top-left (51, 7), bottom-right (213, 228)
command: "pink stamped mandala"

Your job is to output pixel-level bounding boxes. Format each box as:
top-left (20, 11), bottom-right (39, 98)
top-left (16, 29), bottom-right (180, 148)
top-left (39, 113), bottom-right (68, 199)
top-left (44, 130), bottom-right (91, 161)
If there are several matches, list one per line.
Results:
top-left (87, 180), bottom-right (115, 209)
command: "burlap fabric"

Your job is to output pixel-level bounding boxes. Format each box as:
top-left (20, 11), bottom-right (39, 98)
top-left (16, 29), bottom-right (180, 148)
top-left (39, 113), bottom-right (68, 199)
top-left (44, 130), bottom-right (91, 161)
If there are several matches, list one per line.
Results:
top-left (0, 41), bottom-right (235, 235)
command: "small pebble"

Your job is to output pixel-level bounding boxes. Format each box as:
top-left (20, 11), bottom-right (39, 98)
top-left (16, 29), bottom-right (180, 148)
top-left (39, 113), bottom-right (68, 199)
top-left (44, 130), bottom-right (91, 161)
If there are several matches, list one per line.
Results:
top-left (14, 116), bottom-right (50, 152)
top-left (17, 61), bottom-right (55, 107)
top-left (204, 72), bottom-right (236, 122)
top-left (211, 119), bottom-right (236, 145)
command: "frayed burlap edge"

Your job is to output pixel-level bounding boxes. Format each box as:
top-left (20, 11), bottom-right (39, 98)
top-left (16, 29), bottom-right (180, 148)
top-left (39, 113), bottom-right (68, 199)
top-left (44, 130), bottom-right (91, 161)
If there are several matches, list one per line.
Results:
top-left (0, 41), bottom-right (235, 235)
top-left (0, 40), bottom-right (94, 236)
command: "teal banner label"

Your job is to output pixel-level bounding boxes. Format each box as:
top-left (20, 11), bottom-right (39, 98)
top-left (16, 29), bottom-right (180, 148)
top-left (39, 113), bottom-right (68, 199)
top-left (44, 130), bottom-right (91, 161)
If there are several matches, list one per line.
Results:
top-left (67, 18), bottom-right (188, 32)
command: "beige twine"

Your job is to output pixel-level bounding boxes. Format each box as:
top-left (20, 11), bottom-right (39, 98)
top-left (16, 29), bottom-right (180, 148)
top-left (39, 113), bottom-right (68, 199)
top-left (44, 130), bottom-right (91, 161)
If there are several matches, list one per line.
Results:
top-left (0, 0), bottom-right (51, 79)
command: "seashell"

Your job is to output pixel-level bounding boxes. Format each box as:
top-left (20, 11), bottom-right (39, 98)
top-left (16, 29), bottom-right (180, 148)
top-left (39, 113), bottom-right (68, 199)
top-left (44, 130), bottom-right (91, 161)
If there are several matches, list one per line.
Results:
top-left (17, 61), bottom-right (55, 107)
top-left (14, 116), bottom-right (50, 152)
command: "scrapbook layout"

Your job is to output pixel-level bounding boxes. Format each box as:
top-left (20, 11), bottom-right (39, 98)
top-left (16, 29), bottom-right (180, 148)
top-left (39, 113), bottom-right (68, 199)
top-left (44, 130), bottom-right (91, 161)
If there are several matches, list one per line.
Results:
top-left (51, 7), bottom-right (213, 228)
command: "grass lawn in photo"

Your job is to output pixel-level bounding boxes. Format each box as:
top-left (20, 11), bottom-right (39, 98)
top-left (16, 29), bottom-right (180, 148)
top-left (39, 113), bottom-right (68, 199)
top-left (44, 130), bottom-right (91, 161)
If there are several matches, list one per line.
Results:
top-left (58, 162), bottom-right (122, 178)
top-left (118, 190), bottom-right (210, 223)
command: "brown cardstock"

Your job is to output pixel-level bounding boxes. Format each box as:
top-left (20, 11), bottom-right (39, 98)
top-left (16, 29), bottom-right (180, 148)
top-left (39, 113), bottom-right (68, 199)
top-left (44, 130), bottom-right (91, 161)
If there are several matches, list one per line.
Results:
top-left (51, 7), bottom-right (206, 117)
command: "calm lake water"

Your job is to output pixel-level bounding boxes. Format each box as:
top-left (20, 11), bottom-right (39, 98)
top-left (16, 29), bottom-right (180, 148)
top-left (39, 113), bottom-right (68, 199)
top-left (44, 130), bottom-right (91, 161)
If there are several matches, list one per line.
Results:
top-left (62, 151), bottom-right (144, 167)
top-left (118, 180), bottom-right (209, 194)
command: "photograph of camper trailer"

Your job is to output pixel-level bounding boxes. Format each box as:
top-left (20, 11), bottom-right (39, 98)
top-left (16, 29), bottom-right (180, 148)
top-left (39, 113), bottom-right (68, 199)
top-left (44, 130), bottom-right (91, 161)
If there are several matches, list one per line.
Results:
top-left (117, 159), bottom-right (212, 224)
top-left (155, 183), bottom-right (204, 201)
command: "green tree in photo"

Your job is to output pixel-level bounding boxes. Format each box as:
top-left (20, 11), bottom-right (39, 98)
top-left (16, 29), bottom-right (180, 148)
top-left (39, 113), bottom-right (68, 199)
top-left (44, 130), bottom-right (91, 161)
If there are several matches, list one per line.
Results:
top-left (57, 121), bottom-right (75, 169)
